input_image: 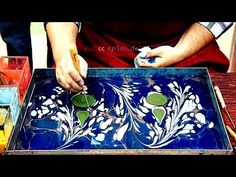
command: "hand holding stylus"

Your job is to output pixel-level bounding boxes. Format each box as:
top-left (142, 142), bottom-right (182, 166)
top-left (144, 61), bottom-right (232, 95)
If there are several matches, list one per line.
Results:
top-left (55, 47), bottom-right (88, 93)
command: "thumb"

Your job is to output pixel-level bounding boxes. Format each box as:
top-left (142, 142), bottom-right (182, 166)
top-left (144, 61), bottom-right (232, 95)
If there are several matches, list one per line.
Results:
top-left (146, 46), bottom-right (168, 58)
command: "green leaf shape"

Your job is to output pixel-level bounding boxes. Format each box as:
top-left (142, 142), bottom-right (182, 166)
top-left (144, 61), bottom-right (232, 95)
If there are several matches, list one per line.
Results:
top-left (152, 107), bottom-right (166, 124)
top-left (146, 92), bottom-right (168, 106)
top-left (76, 111), bottom-right (89, 127)
top-left (71, 94), bottom-right (95, 107)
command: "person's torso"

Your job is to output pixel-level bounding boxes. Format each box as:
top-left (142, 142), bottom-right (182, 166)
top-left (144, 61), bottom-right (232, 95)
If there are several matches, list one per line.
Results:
top-left (81, 21), bottom-right (193, 45)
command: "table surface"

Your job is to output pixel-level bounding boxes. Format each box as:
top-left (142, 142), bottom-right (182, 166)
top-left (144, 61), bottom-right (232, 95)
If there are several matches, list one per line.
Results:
top-left (210, 72), bottom-right (236, 154)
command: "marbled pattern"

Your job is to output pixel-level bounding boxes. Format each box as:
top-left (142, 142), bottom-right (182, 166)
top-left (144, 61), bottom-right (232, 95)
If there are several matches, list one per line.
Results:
top-left (10, 69), bottom-right (229, 151)
top-left (13, 69), bottom-right (230, 151)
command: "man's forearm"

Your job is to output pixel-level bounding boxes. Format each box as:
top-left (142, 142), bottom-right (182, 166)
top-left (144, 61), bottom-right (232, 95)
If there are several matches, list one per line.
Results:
top-left (174, 22), bottom-right (215, 61)
top-left (46, 22), bottom-right (78, 64)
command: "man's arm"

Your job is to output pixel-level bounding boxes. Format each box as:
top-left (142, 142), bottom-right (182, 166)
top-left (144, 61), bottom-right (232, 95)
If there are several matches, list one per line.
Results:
top-left (46, 22), bottom-right (78, 64)
top-left (175, 22), bottom-right (233, 61)
top-left (46, 22), bottom-right (88, 92)
top-left (172, 22), bottom-right (216, 62)
top-left (140, 22), bottom-right (231, 67)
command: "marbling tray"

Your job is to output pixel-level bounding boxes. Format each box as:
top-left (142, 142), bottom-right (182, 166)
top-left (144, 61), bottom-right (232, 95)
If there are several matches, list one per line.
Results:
top-left (6, 68), bottom-right (233, 155)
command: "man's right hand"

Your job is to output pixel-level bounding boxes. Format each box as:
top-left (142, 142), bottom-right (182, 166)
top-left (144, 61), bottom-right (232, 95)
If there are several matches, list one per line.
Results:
top-left (55, 52), bottom-right (88, 93)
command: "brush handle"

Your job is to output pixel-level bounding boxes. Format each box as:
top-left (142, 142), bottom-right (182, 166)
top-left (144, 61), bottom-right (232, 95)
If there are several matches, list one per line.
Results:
top-left (226, 125), bottom-right (236, 142)
top-left (69, 48), bottom-right (80, 73)
top-left (214, 85), bottom-right (226, 109)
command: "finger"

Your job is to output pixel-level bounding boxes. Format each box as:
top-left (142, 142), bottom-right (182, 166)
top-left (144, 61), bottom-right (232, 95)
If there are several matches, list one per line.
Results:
top-left (69, 70), bottom-right (85, 87)
top-left (82, 85), bottom-right (88, 91)
top-left (66, 85), bottom-right (88, 93)
top-left (138, 62), bottom-right (158, 68)
top-left (137, 57), bottom-right (161, 68)
top-left (136, 57), bottom-right (156, 67)
top-left (57, 69), bottom-right (84, 92)
top-left (56, 73), bottom-right (72, 91)
top-left (65, 72), bottom-right (85, 92)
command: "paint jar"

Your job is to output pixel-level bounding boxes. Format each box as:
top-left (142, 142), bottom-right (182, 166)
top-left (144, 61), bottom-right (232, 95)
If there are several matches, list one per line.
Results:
top-left (0, 56), bottom-right (31, 106)
top-left (134, 46), bottom-right (159, 68)
top-left (0, 87), bottom-right (20, 125)
top-left (0, 106), bottom-right (14, 154)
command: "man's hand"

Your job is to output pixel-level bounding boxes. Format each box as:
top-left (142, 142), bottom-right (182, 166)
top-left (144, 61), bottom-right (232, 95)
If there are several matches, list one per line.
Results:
top-left (137, 45), bottom-right (182, 67)
top-left (45, 22), bottom-right (85, 92)
top-left (55, 52), bottom-right (88, 92)
top-left (137, 23), bottom-right (215, 68)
